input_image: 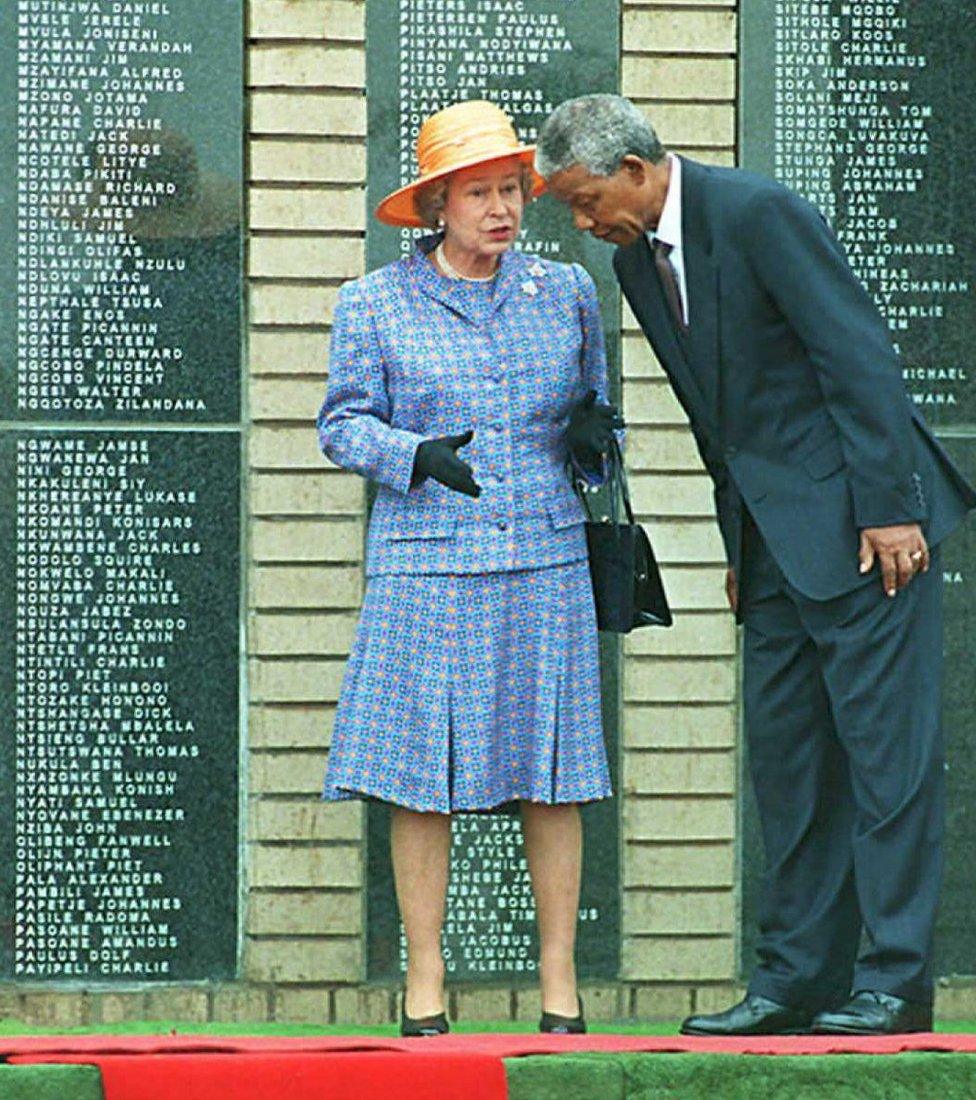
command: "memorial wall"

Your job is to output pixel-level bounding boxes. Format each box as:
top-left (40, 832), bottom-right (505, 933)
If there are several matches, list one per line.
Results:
top-left (0, 1), bottom-right (243, 982)
top-left (364, 0), bottom-right (622, 983)
top-left (740, 0), bottom-right (976, 976)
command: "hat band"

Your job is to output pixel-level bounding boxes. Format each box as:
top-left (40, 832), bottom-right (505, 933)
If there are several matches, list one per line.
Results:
top-left (418, 122), bottom-right (523, 179)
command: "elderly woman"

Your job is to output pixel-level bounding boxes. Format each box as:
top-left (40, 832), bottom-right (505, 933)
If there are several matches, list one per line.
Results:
top-left (317, 100), bottom-right (620, 1036)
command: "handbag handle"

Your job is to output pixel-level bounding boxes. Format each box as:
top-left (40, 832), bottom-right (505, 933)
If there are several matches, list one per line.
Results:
top-left (610, 436), bottom-right (636, 526)
top-left (573, 436), bottom-right (635, 527)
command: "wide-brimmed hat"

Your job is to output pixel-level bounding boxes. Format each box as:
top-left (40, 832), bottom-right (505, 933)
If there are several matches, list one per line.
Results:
top-left (375, 100), bottom-right (546, 228)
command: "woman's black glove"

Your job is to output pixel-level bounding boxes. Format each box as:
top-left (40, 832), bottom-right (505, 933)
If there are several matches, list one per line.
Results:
top-left (566, 390), bottom-right (624, 470)
top-left (411, 429), bottom-right (481, 498)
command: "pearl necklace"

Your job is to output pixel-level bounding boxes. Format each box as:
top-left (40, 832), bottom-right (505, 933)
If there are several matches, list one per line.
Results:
top-left (435, 242), bottom-right (498, 282)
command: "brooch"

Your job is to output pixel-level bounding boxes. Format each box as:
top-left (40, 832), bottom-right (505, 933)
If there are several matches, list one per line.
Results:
top-left (528, 261), bottom-right (546, 278)
top-left (521, 280), bottom-right (538, 296)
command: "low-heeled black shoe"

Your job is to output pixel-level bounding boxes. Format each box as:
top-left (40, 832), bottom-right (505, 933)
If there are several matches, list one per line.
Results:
top-left (680, 994), bottom-right (813, 1036)
top-left (811, 991), bottom-right (933, 1035)
top-left (540, 996), bottom-right (586, 1034)
top-left (400, 996), bottom-right (450, 1038)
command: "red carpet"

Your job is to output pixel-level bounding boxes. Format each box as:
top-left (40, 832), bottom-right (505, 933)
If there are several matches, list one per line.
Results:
top-left (10, 1032), bottom-right (976, 1100)
top-left (15, 1051), bottom-right (507, 1100)
top-left (7, 1031), bottom-right (976, 1056)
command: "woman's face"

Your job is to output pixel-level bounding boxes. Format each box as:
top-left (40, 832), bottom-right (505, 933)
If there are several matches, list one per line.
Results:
top-left (441, 156), bottom-right (524, 260)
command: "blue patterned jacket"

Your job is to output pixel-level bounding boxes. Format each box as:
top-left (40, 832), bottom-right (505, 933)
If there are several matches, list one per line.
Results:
top-left (317, 238), bottom-right (610, 577)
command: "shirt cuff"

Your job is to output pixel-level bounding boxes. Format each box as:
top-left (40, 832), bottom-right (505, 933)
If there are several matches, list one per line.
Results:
top-left (383, 428), bottom-right (429, 496)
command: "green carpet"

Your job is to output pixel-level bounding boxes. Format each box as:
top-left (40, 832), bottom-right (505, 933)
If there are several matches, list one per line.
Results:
top-left (0, 1064), bottom-right (102, 1100)
top-left (506, 1053), bottom-right (976, 1100)
top-left (0, 1017), bottom-right (679, 1037)
top-left (0, 1017), bottom-right (972, 1037)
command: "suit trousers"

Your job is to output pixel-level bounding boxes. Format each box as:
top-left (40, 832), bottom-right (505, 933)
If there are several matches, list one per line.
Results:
top-left (739, 512), bottom-right (945, 1009)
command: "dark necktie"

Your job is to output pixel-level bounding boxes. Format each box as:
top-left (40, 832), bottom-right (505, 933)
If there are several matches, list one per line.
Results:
top-left (652, 238), bottom-right (687, 333)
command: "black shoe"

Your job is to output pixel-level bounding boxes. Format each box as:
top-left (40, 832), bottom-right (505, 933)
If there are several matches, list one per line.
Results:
top-left (400, 995), bottom-right (449, 1037)
top-left (811, 991), bottom-right (933, 1035)
top-left (540, 995), bottom-right (587, 1034)
top-left (680, 994), bottom-right (813, 1036)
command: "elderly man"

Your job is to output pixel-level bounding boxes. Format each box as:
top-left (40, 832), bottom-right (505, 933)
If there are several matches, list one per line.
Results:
top-left (537, 94), bottom-right (975, 1036)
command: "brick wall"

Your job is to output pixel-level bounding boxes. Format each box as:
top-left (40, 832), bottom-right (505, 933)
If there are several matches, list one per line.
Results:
top-left (618, 0), bottom-right (740, 1012)
top-left (241, 0), bottom-right (744, 1023)
top-left (4, 0), bottom-right (975, 1030)
top-left (246, 0), bottom-right (368, 1023)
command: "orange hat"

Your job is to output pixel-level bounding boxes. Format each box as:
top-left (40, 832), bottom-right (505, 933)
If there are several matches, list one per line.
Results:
top-left (375, 100), bottom-right (546, 228)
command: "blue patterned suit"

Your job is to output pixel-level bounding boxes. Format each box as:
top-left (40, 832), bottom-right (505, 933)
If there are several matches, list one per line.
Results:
top-left (317, 237), bottom-right (613, 812)
top-left (319, 238), bottom-right (607, 575)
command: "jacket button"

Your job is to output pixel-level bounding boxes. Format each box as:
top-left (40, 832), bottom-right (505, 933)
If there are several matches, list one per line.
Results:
top-left (497, 520), bottom-right (508, 531)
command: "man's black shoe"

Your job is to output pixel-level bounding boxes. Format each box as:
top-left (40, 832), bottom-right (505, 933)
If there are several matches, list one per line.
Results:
top-left (680, 994), bottom-right (813, 1036)
top-left (811, 991), bottom-right (933, 1035)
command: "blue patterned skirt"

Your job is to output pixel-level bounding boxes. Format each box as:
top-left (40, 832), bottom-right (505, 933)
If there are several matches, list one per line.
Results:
top-left (323, 561), bottom-right (612, 813)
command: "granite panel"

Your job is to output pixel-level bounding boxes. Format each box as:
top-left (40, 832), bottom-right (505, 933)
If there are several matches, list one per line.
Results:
top-left (0, 0), bottom-right (244, 983)
top-left (741, 0), bottom-right (976, 429)
top-left (0, 431), bottom-right (241, 982)
top-left (0, 1), bottom-right (244, 423)
top-left (364, 0), bottom-right (622, 982)
top-left (739, 0), bottom-right (976, 982)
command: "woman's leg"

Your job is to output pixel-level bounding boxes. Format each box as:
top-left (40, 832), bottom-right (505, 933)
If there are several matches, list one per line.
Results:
top-left (521, 801), bottom-right (582, 1017)
top-left (390, 806), bottom-right (452, 1017)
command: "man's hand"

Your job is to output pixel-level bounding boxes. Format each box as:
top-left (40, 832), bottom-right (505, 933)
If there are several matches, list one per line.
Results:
top-left (858, 523), bottom-right (929, 597)
top-left (725, 566), bottom-right (738, 614)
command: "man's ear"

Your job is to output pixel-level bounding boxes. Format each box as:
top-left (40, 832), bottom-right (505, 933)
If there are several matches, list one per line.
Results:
top-left (620, 155), bottom-right (648, 186)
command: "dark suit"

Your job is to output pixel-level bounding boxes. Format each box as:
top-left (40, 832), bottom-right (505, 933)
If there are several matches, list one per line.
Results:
top-left (616, 157), bottom-right (976, 1008)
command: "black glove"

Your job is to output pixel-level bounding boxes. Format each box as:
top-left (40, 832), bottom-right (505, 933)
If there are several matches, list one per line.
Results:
top-left (411, 429), bottom-right (481, 498)
top-left (566, 390), bottom-right (624, 470)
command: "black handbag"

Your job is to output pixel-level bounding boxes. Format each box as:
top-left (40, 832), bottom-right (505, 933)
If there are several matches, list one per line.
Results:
top-left (573, 438), bottom-right (672, 633)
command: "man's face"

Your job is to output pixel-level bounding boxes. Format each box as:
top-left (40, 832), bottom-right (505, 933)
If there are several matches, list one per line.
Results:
top-left (547, 157), bottom-right (658, 247)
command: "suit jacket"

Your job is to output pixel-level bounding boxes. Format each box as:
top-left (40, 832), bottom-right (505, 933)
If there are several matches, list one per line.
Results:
top-left (318, 238), bottom-right (610, 577)
top-left (615, 157), bottom-right (976, 602)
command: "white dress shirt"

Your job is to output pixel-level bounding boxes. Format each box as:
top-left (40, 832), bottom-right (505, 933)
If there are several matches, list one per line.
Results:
top-left (646, 153), bottom-right (689, 326)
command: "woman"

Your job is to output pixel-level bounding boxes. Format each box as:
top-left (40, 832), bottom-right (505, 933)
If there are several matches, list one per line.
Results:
top-left (317, 100), bottom-right (621, 1036)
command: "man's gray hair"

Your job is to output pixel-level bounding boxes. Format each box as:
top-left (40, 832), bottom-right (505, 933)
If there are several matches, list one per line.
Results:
top-left (535, 95), bottom-right (666, 179)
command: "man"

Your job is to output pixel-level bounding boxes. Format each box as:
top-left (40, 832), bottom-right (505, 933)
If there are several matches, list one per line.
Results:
top-left (537, 95), bottom-right (976, 1036)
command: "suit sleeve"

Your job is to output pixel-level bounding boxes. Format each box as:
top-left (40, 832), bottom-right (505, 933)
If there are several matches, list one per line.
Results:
top-left (316, 279), bottom-right (428, 495)
top-left (569, 262), bottom-right (619, 487)
top-left (696, 430), bottom-right (739, 563)
top-left (741, 186), bottom-right (924, 529)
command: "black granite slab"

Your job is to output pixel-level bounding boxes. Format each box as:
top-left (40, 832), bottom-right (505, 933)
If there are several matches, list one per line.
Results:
top-left (928, 438), bottom-right (976, 977)
top-left (0, 430), bottom-right (241, 982)
top-left (367, 640), bottom-right (621, 984)
top-left (741, 0), bottom-right (976, 429)
top-left (364, 0), bottom-right (622, 982)
top-left (740, 0), bottom-right (976, 982)
top-left (0, 1), bottom-right (244, 423)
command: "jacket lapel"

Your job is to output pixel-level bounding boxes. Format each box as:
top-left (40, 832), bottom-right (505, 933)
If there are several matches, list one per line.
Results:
top-left (409, 239), bottom-right (526, 325)
top-left (679, 158), bottom-right (721, 418)
top-left (410, 245), bottom-right (478, 323)
top-left (487, 248), bottom-right (528, 315)
top-left (615, 234), bottom-right (718, 435)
